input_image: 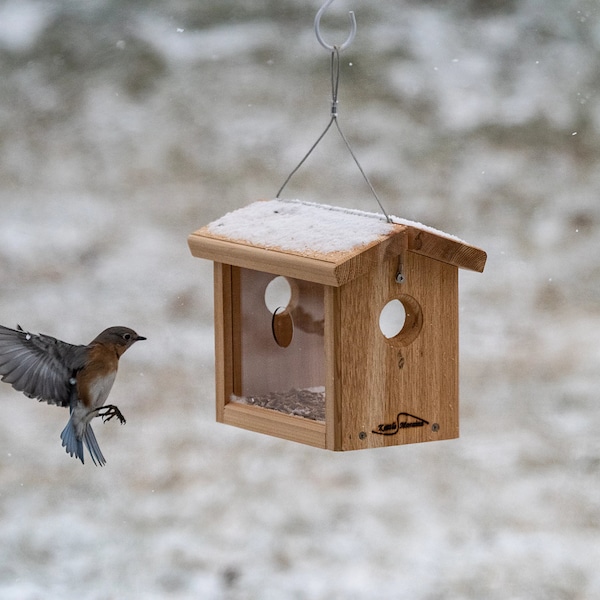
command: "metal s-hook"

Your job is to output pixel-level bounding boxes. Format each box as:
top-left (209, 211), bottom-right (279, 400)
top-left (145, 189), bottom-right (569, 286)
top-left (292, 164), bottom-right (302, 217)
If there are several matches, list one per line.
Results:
top-left (314, 0), bottom-right (357, 52)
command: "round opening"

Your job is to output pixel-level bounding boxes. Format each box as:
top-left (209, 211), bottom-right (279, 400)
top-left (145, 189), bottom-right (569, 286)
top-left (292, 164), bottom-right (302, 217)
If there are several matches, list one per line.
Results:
top-left (378, 295), bottom-right (423, 346)
top-left (379, 299), bottom-right (406, 339)
top-left (264, 276), bottom-right (292, 313)
top-left (265, 276), bottom-right (295, 348)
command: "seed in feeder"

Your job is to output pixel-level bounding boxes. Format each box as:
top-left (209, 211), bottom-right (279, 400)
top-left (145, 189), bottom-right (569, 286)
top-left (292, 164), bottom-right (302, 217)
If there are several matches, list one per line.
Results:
top-left (232, 387), bottom-right (325, 422)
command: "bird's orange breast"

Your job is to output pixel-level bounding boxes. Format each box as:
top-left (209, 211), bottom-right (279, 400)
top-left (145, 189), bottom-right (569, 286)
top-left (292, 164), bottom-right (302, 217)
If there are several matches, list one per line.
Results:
top-left (76, 344), bottom-right (120, 409)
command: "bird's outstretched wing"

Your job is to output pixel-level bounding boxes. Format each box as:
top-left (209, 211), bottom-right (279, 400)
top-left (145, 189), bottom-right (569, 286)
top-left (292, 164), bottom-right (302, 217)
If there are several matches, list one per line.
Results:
top-left (0, 325), bottom-right (89, 407)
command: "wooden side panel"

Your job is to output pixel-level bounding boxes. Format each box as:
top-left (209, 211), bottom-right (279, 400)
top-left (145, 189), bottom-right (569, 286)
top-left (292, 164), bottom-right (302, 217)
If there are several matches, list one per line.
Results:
top-left (230, 267), bottom-right (242, 397)
top-left (335, 251), bottom-right (459, 450)
top-left (324, 285), bottom-right (342, 450)
top-left (213, 263), bottom-right (232, 423)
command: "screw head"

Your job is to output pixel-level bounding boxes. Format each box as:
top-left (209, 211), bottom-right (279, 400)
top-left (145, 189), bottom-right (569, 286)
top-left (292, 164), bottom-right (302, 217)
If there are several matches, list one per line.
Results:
top-left (431, 423), bottom-right (440, 432)
top-left (359, 431), bottom-right (367, 440)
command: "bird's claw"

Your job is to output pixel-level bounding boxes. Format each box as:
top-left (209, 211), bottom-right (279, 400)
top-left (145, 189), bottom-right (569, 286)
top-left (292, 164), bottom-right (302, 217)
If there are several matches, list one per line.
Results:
top-left (98, 405), bottom-right (126, 425)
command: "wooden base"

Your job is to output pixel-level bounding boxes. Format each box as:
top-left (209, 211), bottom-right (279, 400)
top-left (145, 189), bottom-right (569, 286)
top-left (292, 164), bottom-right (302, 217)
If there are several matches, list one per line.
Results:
top-left (223, 403), bottom-right (326, 448)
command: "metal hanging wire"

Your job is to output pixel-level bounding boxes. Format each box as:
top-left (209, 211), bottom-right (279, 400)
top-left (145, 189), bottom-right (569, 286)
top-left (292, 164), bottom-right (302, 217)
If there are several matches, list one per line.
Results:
top-left (276, 0), bottom-right (391, 223)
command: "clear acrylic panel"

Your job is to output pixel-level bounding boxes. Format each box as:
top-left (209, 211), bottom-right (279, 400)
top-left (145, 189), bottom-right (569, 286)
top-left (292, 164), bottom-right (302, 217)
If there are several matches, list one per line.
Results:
top-left (231, 268), bottom-right (325, 421)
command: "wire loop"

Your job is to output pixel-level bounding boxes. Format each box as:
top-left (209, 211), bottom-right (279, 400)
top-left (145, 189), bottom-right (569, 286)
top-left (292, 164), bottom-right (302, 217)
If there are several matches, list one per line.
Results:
top-left (314, 0), bottom-right (357, 52)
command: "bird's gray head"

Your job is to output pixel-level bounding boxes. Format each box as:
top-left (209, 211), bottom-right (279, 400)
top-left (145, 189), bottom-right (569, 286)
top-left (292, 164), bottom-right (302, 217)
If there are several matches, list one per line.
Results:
top-left (91, 327), bottom-right (146, 351)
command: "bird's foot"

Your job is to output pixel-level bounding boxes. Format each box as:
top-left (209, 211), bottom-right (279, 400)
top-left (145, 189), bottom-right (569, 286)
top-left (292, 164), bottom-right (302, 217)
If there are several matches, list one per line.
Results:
top-left (98, 404), bottom-right (126, 425)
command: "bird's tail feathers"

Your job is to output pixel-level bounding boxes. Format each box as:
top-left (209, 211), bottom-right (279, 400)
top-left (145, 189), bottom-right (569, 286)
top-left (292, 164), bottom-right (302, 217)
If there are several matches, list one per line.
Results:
top-left (60, 418), bottom-right (84, 464)
top-left (60, 419), bottom-right (106, 466)
top-left (83, 424), bottom-right (106, 467)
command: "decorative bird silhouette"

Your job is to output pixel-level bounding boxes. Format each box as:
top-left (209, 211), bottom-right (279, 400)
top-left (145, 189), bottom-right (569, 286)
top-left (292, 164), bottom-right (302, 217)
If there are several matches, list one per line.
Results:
top-left (0, 324), bottom-right (145, 465)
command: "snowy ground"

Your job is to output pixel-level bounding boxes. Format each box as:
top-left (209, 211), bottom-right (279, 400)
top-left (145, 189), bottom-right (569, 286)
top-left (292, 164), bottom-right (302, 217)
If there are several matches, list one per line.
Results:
top-left (1, 0), bottom-right (600, 598)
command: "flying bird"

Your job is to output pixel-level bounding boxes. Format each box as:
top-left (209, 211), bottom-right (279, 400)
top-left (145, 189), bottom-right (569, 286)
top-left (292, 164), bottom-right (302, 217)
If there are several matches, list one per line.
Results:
top-left (0, 324), bottom-right (145, 465)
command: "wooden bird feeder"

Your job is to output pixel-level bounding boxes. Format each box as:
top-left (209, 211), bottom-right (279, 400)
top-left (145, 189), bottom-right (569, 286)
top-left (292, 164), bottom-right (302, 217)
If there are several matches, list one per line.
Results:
top-left (188, 199), bottom-right (486, 451)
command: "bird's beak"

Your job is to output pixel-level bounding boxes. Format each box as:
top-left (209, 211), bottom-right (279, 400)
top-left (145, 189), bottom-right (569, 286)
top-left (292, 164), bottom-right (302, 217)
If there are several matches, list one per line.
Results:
top-left (136, 335), bottom-right (147, 341)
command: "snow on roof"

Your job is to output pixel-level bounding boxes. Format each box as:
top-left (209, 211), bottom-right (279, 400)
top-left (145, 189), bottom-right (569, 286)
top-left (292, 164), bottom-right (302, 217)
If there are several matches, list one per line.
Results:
top-left (205, 199), bottom-right (463, 254)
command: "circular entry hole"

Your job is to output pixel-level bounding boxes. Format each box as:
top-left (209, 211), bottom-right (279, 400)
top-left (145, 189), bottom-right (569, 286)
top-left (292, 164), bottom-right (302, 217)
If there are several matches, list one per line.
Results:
top-left (379, 299), bottom-right (406, 339)
top-left (378, 295), bottom-right (423, 346)
top-left (264, 276), bottom-right (292, 313)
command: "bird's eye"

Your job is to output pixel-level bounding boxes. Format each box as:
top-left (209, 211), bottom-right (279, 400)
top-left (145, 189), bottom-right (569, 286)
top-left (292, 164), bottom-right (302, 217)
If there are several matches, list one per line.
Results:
top-left (123, 333), bottom-right (131, 341)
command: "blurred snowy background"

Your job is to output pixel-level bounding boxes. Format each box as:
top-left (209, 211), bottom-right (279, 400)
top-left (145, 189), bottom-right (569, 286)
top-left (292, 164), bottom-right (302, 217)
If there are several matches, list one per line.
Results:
top-left (1, 0), bottom-right (599, 598)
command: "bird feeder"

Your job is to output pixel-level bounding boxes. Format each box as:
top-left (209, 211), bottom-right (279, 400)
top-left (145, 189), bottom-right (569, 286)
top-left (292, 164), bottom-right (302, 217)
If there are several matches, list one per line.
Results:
top-left (188, 199), bottom-right (486, 450)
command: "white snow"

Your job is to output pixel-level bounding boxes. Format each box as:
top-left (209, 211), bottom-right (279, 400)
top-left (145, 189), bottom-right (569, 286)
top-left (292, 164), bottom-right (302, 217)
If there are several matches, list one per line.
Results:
top-left (206, 199), bottom-right (397, 253)
top-left (206, 198), bottom-right (465, 254)
top-left (390, 215), bottom-right (466, 243)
